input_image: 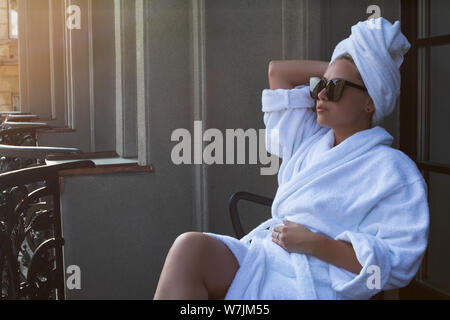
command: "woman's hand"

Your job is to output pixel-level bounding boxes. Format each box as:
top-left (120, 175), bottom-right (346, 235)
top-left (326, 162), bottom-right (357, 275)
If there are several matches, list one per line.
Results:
top-left (272, 220), bottom-right (318, 254)
top-left (272, 220), bottom-right (363, 274)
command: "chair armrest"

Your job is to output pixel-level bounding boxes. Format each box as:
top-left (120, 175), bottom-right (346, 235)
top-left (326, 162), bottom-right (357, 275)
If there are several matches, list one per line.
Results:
top-left (229, 191), bottom-right (273, 239)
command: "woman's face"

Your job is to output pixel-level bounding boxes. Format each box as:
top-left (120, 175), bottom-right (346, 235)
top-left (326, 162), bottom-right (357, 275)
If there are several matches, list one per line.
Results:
top-left (316, 59), bottom-right (373, 130)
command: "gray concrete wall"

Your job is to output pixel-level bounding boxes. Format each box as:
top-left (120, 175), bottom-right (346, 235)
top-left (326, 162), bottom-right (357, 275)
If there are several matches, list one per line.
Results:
top-left (63, 0), bottom-right (195, 299)
top-left (61, 171), bottom-right (193, 299)
top-left (204, 0), bottom-right (282, 238)
top-left (19, 0), bottom-right (117, 152)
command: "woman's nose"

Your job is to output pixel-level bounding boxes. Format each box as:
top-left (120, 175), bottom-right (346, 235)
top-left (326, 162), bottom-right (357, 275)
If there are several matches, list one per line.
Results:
top-left (317, 87), bottom-right (328, 100)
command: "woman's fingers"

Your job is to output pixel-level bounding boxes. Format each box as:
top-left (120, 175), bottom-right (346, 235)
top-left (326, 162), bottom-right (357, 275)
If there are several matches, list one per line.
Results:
top-left (272, 231), bottom-right (280, 241)
top-left (273, 225), bottom-right (285, 240)
top-left (273, 224), bottom-right (292, 249)
top-left (273, 225), bottom-right (284, 233)
top-left (272, 230), bottom-right (279, 240)
top-left (272, 226), bottom-right (284, 243)
top-left (273, 225), bottom-right (282, 234)
top-left (272, 231), bottom-right (286, 249)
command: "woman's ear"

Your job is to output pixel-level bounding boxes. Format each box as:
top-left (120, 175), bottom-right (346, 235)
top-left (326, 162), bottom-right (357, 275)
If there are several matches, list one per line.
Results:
top-left (365, 96), bottom-right (375, 113)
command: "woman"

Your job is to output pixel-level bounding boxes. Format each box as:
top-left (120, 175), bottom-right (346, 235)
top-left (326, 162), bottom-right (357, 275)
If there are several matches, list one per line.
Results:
top-left (154, 17), bottom-right (429, 300)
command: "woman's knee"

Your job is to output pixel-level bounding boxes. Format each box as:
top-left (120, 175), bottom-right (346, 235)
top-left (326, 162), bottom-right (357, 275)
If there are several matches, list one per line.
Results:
top-left (167, 232), bottom-right (237, 271)
top-left (165, 232), bottom-right (239, 299)
top-left (168, 232), bottom-right (207, 262)
top-left (173, 232), bottom-right (205, 249)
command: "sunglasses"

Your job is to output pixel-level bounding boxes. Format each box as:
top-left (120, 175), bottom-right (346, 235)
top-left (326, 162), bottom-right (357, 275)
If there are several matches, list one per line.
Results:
top-left (309, 77), bottom-right (367, 102)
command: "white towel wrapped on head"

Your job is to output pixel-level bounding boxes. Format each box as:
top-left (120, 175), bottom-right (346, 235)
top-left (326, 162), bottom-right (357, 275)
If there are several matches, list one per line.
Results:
top-left (330, 17), bottom-right (411, 126)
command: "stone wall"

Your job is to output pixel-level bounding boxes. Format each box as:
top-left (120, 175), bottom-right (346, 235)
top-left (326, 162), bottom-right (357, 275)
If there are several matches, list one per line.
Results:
top-left (0, 0), bottom-right (19, 112)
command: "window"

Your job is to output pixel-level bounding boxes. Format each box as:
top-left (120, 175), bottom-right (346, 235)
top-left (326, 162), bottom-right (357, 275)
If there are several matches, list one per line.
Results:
top-left (9, 0), bottom-right (18, 39)
top-left (400, 0), bottom-right (450, 299)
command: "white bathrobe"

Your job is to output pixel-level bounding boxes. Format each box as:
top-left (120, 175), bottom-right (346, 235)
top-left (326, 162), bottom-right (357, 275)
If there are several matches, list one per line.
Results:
top-left (204, 85), bottom-right (429, 300)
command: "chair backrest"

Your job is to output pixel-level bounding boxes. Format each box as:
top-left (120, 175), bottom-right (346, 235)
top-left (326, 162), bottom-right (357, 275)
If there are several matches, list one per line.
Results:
top-left (229, 191), bottom-right (273, 239)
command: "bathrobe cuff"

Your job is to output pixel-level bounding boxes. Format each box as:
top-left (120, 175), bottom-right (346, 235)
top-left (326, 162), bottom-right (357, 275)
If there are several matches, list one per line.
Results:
top-left (329, 230), bottom-right (392, 300)
top-left (262, 85), bottom-right (323, 159)
top-left (262, 85), bottom-right (315, 112)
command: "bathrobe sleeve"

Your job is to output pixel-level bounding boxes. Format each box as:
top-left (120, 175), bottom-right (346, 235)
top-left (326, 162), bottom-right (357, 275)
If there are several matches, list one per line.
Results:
top-left (262, 85), bottom-right (323, 159)
top-left (328, 178), bottom-right (430, 300)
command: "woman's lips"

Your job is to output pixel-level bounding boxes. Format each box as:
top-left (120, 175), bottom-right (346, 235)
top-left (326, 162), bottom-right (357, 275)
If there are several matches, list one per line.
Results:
top-left (316, 102), bottom-right (328, 112)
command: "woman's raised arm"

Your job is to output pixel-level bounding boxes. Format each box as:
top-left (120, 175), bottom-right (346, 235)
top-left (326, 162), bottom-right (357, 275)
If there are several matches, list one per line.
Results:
top-left (268, 60), bottom-right (329, 90)
top-left (262, 60), bottom-right (329, 160)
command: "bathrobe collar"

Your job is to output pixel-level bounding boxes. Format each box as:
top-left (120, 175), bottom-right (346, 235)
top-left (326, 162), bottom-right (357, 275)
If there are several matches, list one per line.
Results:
top-left (272, 125), bottom-right (394, 219)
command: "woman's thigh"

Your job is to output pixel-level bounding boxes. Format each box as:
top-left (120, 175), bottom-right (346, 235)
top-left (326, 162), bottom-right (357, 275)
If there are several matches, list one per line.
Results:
top-left (172, 232), bottom-right (240, 299)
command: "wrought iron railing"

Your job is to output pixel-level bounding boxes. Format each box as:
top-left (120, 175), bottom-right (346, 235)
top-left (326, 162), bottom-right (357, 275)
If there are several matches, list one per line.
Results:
top-left (0, 116), bottom-right (89, 299)
top-left (0, 160), bottom-right (95, 300)
top-left (0, 123), bottom-right (50, 148)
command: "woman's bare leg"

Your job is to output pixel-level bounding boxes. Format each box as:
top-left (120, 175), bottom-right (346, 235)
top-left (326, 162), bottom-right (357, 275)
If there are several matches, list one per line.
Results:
top-left (153, 232), bottom-right (240, 300)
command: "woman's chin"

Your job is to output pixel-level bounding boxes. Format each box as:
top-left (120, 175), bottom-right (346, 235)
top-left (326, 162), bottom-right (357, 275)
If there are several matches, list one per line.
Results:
top-left (317, 115), bottom-right (328, 126)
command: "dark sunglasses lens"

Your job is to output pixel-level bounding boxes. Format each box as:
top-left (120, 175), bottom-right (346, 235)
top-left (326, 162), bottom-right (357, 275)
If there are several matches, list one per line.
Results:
top-left (310, 78), bottom-right (324, 99)
top-left (330, 80), bottom-right (345, 101)
top-left (326, 81), bottom-right (335, 101)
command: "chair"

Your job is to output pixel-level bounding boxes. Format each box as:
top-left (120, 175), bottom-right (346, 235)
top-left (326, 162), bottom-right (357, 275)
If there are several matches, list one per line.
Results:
top-left (229, 191), bottom-right (273, 240)
top-left (228, 191), bottom-right (385, 300)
